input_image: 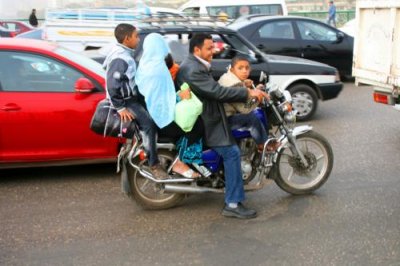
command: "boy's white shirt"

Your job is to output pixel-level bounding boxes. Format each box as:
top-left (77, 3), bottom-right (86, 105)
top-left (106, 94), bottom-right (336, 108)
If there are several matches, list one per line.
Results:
top-left (218, 71), bottom-right (257, 117)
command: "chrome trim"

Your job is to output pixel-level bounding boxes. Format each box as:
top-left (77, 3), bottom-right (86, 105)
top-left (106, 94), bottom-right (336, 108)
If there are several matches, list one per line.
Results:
top-left (164, 184), bottom-right (224, 194)
top-left (156, 143), bottom-right (175, 150)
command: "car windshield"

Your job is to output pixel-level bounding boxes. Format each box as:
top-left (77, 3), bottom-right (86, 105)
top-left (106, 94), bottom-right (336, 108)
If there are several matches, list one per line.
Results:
top-left (55, 47), bottom-right (105, 77)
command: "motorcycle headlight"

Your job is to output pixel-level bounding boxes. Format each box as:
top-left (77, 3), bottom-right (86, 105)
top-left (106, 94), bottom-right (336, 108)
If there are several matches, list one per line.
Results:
top-left (284, 111), bottom-right (297, 124)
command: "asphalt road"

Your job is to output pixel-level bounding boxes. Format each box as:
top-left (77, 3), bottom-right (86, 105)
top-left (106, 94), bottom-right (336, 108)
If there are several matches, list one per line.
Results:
top-left (1, 82), bottom-right (399, 266)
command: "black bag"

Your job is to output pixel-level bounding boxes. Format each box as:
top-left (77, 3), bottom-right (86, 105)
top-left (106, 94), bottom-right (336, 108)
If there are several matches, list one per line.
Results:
top-left (90, 99), bottom-right (138, 138)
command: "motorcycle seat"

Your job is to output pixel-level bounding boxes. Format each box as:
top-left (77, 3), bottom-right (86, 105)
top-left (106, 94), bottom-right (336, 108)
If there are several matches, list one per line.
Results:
top-left (157, 136), bottom-right (177, 144)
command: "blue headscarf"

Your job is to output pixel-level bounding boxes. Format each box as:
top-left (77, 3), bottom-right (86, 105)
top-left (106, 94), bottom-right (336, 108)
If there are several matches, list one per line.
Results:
top-left (135, 33), bottom-right (176, 129)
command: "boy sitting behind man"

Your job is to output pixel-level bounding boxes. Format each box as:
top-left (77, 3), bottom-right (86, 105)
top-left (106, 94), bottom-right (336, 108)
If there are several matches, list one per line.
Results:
top-left (218, 56), bottom-right (279, 152)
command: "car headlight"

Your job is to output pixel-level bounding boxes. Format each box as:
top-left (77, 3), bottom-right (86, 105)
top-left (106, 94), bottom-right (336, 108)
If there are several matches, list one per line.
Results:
top-left (335, 70), bottom-right (341, 82)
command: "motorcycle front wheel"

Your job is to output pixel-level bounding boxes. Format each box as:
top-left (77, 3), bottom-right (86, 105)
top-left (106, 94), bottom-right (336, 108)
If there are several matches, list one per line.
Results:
top-left (274, 131), bottom-right (333, 195)
top-left (127, 150), bottom-right (185, 210)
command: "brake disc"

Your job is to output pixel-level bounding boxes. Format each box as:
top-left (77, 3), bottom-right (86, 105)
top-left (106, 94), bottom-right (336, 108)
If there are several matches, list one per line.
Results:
top-left (288, 152), bottom-right (317, 176)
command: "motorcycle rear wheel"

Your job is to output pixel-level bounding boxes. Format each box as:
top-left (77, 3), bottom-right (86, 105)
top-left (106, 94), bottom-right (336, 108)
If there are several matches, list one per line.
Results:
top-left (127, 150), bottom-right (185, 210)
top-left (274, 131), bottom-right (333, 195)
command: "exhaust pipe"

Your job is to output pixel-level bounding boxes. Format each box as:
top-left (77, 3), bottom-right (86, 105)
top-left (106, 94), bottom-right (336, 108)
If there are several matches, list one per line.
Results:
top-left (164, 184), bottom-right (224, 194)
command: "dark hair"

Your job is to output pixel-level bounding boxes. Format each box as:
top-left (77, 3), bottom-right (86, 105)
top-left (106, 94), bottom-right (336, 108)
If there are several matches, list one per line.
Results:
top-left (165, 53), bottom-right (174, 69)
top-left (114, 23), bottom-right (136, 44)
top-left (231, 55), bottom-right (250, 67)
top-left (189, 33), bottom-right (213, 53)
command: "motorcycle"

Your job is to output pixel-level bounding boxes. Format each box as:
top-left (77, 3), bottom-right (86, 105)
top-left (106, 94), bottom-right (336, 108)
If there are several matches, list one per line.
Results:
top-left (117, 72), bottom-right (334, 210)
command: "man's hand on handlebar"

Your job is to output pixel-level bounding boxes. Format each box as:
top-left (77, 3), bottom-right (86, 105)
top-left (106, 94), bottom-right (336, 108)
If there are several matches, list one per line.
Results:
top-left (248, 88), bottom-right (270, 103)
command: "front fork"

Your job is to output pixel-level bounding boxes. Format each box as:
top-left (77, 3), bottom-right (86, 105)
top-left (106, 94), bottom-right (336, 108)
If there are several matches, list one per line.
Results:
top-left (276, 125), bottom-right (313, 167)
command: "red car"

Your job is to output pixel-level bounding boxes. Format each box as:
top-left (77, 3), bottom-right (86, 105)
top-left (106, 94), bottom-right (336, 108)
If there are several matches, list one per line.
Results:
top-left (0, 39), bottom-right (120, 168)
top-left (0, 21), bottom-right (34, 36)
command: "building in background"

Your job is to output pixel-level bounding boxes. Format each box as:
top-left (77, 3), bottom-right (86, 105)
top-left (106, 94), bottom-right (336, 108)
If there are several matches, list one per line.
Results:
top-left (286, 0), bottom-right (355, 12)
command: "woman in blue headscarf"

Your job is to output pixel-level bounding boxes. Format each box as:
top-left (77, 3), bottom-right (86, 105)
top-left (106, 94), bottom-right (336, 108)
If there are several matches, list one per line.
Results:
top-left (136, 33), bottom-right (203, 178)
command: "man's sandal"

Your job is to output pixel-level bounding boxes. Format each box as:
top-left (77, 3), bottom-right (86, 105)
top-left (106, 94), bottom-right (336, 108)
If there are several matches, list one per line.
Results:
top-left (172, 168), bottom-right (201, 179)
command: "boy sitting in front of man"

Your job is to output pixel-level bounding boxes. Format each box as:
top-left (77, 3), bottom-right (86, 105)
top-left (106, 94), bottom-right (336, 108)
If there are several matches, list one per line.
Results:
top-left (103, 23), bottom-right (168, 179)
top-left (218, 56), bottom-right (279, 152)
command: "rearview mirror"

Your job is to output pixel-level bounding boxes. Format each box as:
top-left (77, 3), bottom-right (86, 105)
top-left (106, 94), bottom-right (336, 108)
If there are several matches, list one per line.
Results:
top-left (336, 32), bottom-right (345, 43)
top-left (74, 78), bottom-right (95, 93)
top-left (259, 71), bottom-right (268, 83)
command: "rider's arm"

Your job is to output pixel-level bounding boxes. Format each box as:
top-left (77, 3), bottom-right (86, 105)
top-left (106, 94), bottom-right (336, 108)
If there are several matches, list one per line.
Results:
top-left (188, 68), bottom-right (248, 103)
top-left (106, 58), bottom-right (129, 113)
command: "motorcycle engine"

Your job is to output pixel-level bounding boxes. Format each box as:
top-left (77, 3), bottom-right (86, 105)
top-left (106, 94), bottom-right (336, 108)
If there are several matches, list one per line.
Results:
top-left (239, 139), bottom-right (257, 181)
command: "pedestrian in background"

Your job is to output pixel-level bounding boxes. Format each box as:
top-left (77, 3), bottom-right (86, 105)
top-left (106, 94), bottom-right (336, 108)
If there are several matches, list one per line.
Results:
top-left (29, 9), bottom-right (38, 27)
top-left (327, 1), bottom-right (336, 27)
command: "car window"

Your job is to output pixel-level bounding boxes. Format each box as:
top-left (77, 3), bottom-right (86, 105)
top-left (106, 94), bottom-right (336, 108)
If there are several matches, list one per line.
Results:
top-left (0, 51), bottom-right (83, 92)
top-left (207, 5), bottom-right (283, 19)
top-left (55, 47), bottom-right (105, 77)
top-left (212, 33), bottom-right (256, 61)
top-left (4, 22), bottom-right (17, 31)
top-left (297, 21), bottom-right (337, 42)
top-left (163, 34), bottom-right (190, 63)
top-left (258, 21), bottom-right (295, 39)
top-left (182, 7), bottom-right (200, 16)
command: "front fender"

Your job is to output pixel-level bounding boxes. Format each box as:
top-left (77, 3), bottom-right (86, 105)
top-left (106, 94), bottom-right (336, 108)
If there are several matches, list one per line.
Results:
top-left (292, 125), bottom-right (313, 137)
top-left (277, 125), bottom-right (313, 151)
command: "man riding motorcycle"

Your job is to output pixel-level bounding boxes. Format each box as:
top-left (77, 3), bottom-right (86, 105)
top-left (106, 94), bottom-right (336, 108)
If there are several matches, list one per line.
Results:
top-left (177, 33), bottom-right (269, 219)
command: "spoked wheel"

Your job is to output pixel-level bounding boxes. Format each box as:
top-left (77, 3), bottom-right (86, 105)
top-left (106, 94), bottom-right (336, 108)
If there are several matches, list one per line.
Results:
top-left (127, 150), bottom-right (185, 210)
top-left (274, 131), bottom-right (333, 194)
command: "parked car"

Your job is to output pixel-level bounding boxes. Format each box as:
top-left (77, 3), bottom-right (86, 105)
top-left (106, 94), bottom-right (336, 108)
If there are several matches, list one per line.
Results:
top-left (0, 39), bottom-right (120, 169)
top-left (229, 15), bottom-right (354, 77)
top-left (86, 25), bottom-right (342, 121)
top-left (0, 25), bottom-right (16, 37)
top-left (15, 28), bottom-right (44, 40)
top-left (0, 21), bottom-right (34, 36)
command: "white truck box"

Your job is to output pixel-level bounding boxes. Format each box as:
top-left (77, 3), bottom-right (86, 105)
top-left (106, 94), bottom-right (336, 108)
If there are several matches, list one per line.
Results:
top-left (352, 0), bottom-right (400, 109)
top-left (44, 9), bottom-right (150, 52)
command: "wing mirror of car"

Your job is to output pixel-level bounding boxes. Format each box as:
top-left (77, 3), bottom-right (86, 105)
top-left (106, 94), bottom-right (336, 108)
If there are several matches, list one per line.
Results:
top-left (335, 32), bottom-right (345, 43)
top-left (74, 77), bottom-right (96, 93)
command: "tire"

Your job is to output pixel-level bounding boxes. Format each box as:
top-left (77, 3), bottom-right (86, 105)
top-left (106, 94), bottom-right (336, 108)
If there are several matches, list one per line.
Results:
top-left (289, 84), bottom-right (318, 121)
top-left (127, 150), bottom-right (185, 210)
top-left (274, 131), bottom-right (333, 195)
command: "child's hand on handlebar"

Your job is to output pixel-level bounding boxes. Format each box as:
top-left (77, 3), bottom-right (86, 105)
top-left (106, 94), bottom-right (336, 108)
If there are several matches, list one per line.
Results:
top-left (243, 79), bottom-right (254, 88)
top-left (255, 84), bottom-right (265, 91)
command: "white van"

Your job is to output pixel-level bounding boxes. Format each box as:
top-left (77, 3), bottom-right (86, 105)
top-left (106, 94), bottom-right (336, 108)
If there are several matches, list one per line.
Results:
top-left (178, 0), bottom-right (287, 20)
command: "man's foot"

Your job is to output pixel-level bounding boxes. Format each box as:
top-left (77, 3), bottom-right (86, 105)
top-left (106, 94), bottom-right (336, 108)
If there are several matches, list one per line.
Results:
top-left (171, 159), bottom-right (201, 179)
top-left (150, 164), bottom-right (169, 180)
top-left (222, 203), bottom-right (257, 219)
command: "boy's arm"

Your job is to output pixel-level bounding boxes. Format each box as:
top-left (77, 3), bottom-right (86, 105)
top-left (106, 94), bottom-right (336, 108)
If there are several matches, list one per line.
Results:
top-left (106, 58), bottom-right (129, 113)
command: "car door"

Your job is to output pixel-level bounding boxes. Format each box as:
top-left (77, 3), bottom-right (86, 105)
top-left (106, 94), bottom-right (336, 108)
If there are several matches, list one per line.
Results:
top-left (247, 19), bottom-right (302, 58)
top-left (0, 50), bottom-right (118, 163)
top-left (295, 19), bottom-right (352, 74)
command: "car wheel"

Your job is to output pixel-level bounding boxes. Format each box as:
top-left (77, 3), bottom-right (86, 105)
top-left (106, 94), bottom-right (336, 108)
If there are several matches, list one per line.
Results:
top-left (289, 84), bottom-right (318, 121)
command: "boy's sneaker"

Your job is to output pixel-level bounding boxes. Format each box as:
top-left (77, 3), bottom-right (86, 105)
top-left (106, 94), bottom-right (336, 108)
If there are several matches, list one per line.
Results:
top-left (150, 164), bottom-right (169, 180)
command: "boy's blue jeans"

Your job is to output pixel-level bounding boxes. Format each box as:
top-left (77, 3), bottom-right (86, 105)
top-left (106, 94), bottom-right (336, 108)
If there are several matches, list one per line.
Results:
top-left (228, 113), bottom-right (268, 145)
top-left (125, 99), bottom-right (159, 166)
top-left (213, 145), bottom-right (245, 204)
